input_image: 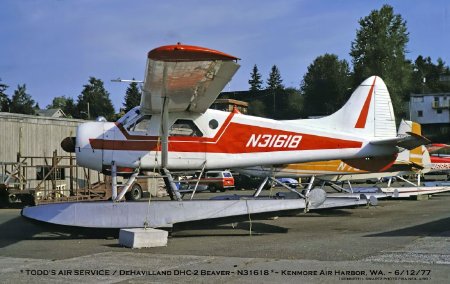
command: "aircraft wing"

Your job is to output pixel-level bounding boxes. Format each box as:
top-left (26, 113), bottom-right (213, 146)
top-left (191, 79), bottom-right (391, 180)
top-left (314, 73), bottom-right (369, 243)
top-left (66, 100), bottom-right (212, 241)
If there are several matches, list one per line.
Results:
top-left (370, 132), bottom-right (430, 150)
top-left (140, 44), bottom-right (240, 114)
top-left (426, 143), bottom-right (450, 153)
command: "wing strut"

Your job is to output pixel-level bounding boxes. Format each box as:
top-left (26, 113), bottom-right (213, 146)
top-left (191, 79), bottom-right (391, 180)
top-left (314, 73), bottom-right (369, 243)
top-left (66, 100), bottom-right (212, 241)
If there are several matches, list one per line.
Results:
top-left (159, 65), bottom-right (182, 201)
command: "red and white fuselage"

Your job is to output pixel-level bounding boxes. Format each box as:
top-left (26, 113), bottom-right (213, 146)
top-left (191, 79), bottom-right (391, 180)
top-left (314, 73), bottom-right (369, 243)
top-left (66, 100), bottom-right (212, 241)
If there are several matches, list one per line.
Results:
top-left (76, 107), bottom-right (397, 172)
top-left (72, 44), bottom-right (404, 174)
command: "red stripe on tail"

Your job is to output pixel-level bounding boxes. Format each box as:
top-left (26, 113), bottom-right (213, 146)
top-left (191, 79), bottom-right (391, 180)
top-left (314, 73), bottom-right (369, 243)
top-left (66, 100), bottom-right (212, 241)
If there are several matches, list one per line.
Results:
top-left (354, 77), bottom-right (376, 128)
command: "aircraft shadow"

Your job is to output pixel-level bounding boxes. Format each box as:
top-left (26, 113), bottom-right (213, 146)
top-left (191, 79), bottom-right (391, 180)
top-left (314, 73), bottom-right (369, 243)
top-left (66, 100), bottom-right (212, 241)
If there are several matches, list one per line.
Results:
top-left (0, 214), bottom-right (119, 249)
top-left (169, 208), bottom-right (356, 237)
top-left (0, 209), bottom-right (292, 249)
top-left (365, 217), bottom-right (450, 237)
top-left (172, 220), bottom-right (288, 237)
top-left (301, 208), bottom-right (354, 217)
top-left (0, 202), bottom-right (27, 209)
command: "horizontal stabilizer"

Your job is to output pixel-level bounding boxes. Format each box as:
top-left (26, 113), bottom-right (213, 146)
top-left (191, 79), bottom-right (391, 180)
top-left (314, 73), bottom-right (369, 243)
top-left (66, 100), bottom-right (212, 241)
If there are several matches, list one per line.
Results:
top-left (409, 161), bottom-right (425, 170)
top-left (370, 132), bottom-right (430, 150)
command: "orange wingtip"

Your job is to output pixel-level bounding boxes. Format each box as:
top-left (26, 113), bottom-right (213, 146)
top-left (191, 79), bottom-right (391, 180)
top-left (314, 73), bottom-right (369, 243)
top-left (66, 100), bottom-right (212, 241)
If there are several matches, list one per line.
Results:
top-left (148, 43), bottom-right (239, 61)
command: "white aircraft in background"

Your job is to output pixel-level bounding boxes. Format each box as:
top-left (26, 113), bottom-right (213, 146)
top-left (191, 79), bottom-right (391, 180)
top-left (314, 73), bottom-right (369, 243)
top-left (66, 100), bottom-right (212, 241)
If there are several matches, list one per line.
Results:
top-left (425, 143), bottom-right (450, 173)
top-left (62, 43), bottom-right (425, 201)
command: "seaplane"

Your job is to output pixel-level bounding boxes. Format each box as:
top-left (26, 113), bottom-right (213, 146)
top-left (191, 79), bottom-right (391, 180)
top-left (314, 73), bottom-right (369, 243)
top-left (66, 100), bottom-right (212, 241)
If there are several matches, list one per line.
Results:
top-left (22, 43), bottom-right (426, 228)
top-left (426, 143), bottom-right (450, 173)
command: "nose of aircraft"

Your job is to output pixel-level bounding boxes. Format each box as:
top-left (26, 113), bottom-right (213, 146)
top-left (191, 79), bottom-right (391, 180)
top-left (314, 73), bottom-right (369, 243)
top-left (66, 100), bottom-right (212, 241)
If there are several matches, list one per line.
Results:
top-left (74, 122), bottom-right (105, 171)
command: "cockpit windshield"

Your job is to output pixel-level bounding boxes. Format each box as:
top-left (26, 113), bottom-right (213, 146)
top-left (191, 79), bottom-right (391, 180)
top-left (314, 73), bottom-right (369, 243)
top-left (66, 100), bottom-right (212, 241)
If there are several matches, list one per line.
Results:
top-left (117, 106), bottom-right (140, 126)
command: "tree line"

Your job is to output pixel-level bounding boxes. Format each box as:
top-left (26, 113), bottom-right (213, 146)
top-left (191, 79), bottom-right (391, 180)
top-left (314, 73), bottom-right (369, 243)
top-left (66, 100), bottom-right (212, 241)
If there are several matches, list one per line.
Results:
top-left (225, 5), bottom-right (450, 120)
top-left (2, 5), bottom-right (450, 121)
top-left (0, 77), bottom-right (140, 121)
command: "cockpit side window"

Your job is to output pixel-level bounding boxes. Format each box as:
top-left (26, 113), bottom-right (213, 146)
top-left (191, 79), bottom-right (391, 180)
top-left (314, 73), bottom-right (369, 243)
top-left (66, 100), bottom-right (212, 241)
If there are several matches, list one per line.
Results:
top-left (126, 115), bottom-right (152, 134)
top-left (169, 119), bottom-right (203, 137)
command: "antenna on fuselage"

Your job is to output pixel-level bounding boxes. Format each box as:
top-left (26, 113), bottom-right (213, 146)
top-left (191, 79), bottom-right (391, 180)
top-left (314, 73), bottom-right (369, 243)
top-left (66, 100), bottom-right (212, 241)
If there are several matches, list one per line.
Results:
top-left (111, 78), bottom-right (144, 83)
top-left (111, 78), bottom-right (145, 96)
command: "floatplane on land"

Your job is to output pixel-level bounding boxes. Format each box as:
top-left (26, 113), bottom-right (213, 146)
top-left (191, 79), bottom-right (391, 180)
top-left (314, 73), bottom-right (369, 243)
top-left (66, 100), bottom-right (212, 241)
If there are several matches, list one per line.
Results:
top-left (22, 44), bottom-right (426, 228)
top-left (426, 143), bottom-right (450, 173)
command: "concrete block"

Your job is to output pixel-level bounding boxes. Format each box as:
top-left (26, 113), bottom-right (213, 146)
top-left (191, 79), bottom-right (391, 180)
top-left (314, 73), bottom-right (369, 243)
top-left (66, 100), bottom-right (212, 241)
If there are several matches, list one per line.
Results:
top-left (413, 194), bottom-right (430, 201)
top-left (119, 228), bottom-right (168, 248)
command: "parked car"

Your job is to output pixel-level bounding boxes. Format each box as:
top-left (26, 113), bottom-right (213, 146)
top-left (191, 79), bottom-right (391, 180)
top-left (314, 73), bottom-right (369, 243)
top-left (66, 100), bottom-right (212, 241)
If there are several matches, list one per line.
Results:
top-left (276, 177), bottom-right (299, 188)
top-left (233, 173), bottom-right (273, 190)
top-left (106, 176), bottom-right (150, 201)
top-left (188, 170), bottom-right (235, 192)
top-left (176, 182), bottom-right (209, 193)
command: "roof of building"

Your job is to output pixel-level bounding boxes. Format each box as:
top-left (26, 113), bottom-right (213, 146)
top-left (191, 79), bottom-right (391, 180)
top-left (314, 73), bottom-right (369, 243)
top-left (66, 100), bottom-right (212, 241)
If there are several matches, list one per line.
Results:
top-left (0, 111), bottom-right (83, 123)
top-left (411, 93), bottom-right (450, 97)
top-left (36, 108), bottom-right (66, 118)
top-left (213, 99), bottom-right (249, 106)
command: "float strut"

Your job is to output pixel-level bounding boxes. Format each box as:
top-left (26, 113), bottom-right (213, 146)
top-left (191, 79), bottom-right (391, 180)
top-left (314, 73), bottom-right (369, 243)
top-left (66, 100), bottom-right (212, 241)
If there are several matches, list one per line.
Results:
top-left (115, 169), bottom-right (139, 202)
top-left (111, 161), bottom-right (117, 200)
top-left (253, 176), bottom-right (269, 197)
top-left (161, 168), bottom-right (182, 201)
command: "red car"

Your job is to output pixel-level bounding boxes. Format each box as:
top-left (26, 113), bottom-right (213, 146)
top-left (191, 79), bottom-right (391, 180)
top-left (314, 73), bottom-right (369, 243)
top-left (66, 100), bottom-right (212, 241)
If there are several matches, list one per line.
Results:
top-left (190, 171), bottom-right (235, 192)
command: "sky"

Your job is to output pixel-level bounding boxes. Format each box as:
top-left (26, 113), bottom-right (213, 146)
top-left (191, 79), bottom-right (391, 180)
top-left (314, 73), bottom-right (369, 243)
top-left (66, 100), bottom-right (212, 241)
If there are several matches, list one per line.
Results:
top-left (1, 0), bottom-right (449, 111)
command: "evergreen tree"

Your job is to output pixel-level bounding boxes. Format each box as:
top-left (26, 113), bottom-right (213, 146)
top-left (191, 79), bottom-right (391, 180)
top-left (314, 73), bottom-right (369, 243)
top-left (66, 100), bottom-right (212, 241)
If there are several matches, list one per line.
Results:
top-left (270, 87), bottom-right (304, 120)
top-left (412, 56), bottom-right (450, 93)
top-left (350, 4), bottom-right (411, 117)
top-left (0, 78), bottom-right (10, 112)
top-left (123, 80), bottom-right (141, 113)
top-left (248, 65), bottom-right (263, 92)
top-left (63, 97), bottom-right (77, 118)
top-left (47, 96), bottom-right (69, 109)
top-left (10, 84), bottom-right (35, 115)
top-left (47, 96), bottom-right (78, 118)
top-left (282, 88), bottom-right (303, 119)
top-left (248, 100), bottom-right (267, 117)
top-left (301, 54), bottom-right (351, 117)
top-left (76, 77), bottom-right (115, 120)
top-left (266, 65), bottom-right (284, 91)
top-left (266, 65), bottom-right (284, 117)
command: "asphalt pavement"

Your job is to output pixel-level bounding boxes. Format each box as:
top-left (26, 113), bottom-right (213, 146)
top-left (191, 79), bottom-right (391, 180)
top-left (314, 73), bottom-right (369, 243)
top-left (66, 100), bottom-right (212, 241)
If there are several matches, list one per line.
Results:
top-left (1, 189), bottom-right (450, 283)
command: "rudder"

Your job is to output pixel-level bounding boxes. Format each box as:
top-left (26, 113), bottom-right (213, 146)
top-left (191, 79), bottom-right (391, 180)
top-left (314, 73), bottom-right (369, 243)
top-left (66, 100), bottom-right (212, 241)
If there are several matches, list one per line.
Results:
top-left (313, 76), bottom-right (396, 139)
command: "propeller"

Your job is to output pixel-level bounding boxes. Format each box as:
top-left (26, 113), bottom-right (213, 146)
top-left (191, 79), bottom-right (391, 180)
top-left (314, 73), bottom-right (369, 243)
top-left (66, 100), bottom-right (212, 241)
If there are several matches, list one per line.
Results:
top-left (61, 137), bottom-right (76, 153)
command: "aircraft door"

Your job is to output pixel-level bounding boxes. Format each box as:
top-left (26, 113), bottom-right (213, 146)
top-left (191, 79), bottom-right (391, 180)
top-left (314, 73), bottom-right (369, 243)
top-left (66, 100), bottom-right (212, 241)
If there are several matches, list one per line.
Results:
top-left (168, 118), bottom-right (206, 169)
top-left (102, 122), bottom-right (115, 168)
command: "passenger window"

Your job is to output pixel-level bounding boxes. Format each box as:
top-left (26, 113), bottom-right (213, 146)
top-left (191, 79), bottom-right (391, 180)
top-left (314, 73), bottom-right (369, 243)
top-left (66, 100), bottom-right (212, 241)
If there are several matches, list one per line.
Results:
top-left (126, 115), bottom-right (152, 134)
top-left (169, 119), bottom-right (203, 137)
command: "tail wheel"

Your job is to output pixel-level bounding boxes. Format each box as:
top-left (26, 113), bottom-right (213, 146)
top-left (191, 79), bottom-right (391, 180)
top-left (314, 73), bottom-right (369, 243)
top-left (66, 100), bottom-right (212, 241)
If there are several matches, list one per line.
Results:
top-left (125, 183), bottom-right (143, 201)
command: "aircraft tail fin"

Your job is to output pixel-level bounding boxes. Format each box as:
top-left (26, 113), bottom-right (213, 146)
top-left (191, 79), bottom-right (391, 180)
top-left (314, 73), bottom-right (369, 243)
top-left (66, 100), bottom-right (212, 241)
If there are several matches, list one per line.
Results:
top-left (313, 76), bottom-right (397, 138)
top-left (397, 120), bottom-right (431, 168)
